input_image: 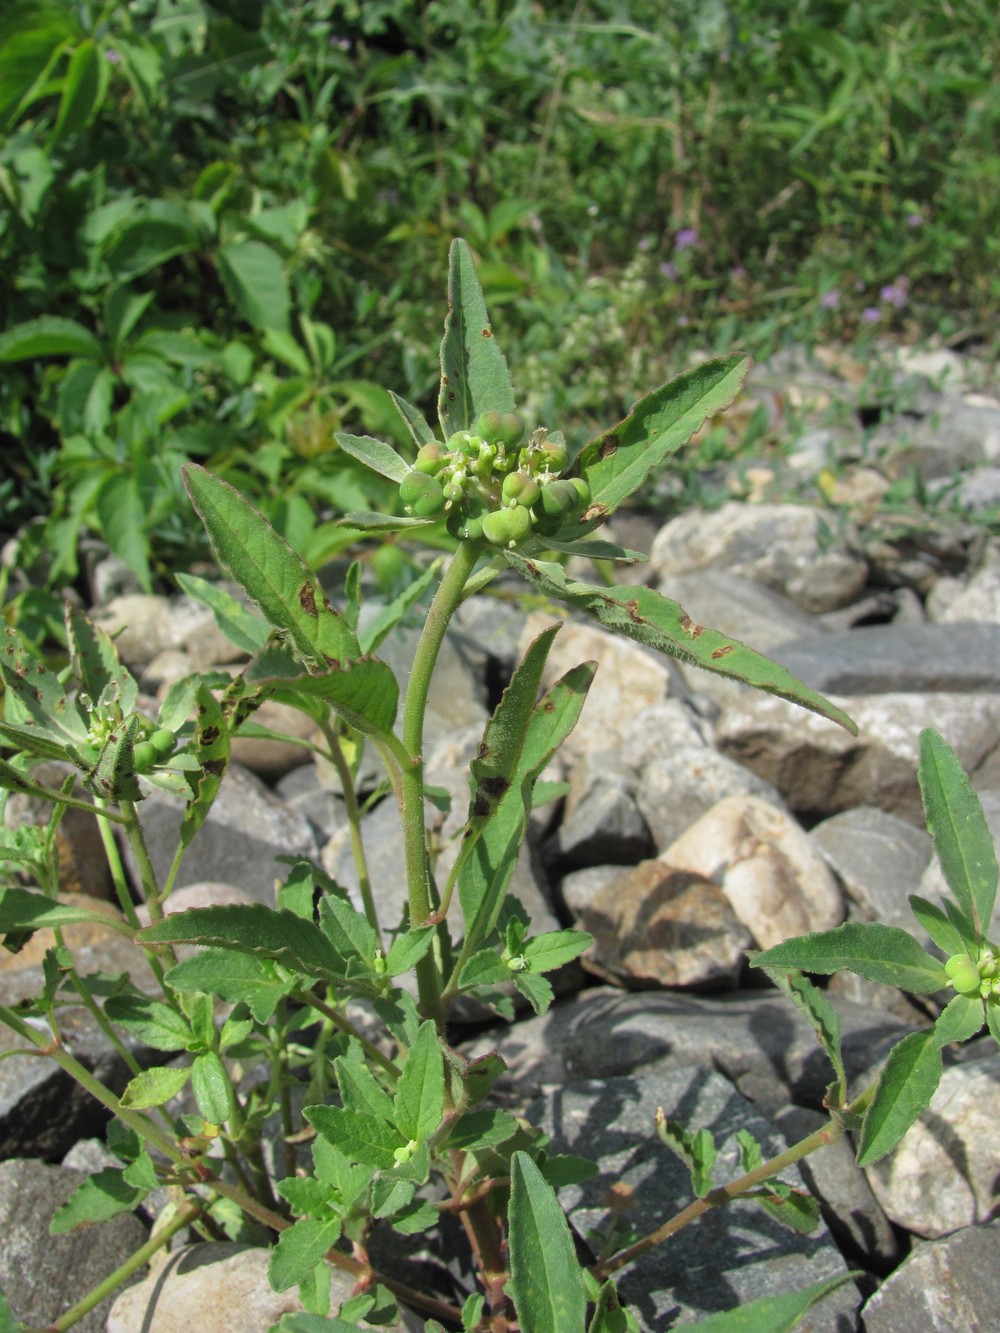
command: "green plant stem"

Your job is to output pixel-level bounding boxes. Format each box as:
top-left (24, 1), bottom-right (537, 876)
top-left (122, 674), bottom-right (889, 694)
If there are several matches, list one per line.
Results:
top-left (0, 1002), bottom-right (182, 1162)
top-left (40, 1197), bottom-right (203, 1333)
top-left (592, 1084), bottom-right (877, 1280)
top-left (290, 988), bottom-right (401, 1078)
top-left (320, 718), bottom-right (381, 944)
top-left (399, 539), bottom-right (480, 1026)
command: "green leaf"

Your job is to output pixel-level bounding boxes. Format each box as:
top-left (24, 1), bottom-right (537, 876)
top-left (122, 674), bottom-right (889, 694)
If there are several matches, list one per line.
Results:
top-left (305, 1104), bottom-right (401, 1171)
top-left (587, 1280), bottom-right (633, 1333)
top-left (0, 315), bottom-right (103, 362)
top-left (573, 355), bottom-right (751, 530)
top-left (95, 472), bottom-right (153, 593)
top-left (119, 1064), bottom-right (191, 1108)
top-left (987, 1002), bottom-right (1000, 1050)
top-left (268, 1217), bottom-right (342, 1293)
top-left (1, 625), bottom-right (88, 745)
top-left (0, 888), bottom-right (129, 938)
top-left (918, 728), bottom-right (997, 941)
top-left (65, 604), bottom-right (137, 716)
top-left (336, 512), bottom-right (437, 533)
top-left (334, 432), bottom-right (410, 484)
top-left (318, 895), bottom-right (379, 974)
top-left (335, 1047), bottom-right (395, 1124)
top-left (384, 924), bottom-right (436, 976)
top-left (359, 560), bottom-right (441, 654)
top-left (105, 205), bottom-right (201, 280)
top-left (857, 1029), bottom-right (942, 1166)
top-left (104, 995), bottom-right (194, 1052)
top-left (908, 894), bottom-right (969, 956)
top-left (680, 1272), bottom-right (859, 1332)
top-left (505, 557), bottom-right (857, 734)
top-left (532, 535), bottom-right (647, 564)
top-left (183, 466), bottom-right (360, 668)
top-left (656, 1113), bottom-right (716, 1198)
top-left (191, 1050), bottom-right (234, 1125)
top-left (51, 37), bottom-right (108, 142)
top-left (245, 652), bottom-right (398, 739)
top-left (83, 712), bottom-right (144, 803)
top-left (389, 391), bottom-right (436, 448)
top-left (522, 929), bottom-right (591, 974)
top-left (438, 237), bottom-right (516, 438)
top-left (218, 240), bottom-right (290, 332)
top-left (751, 922), bottom-right (949, 994)
top-left (166, 949), bottom-right (294, 1023)
top-left (49, 1168), bottom-right (145, 1234)
top-left (393, 1019), bottom-right (445, 1143)
top-left (174, 572), bottom-right (270, 654)
top-left (748, 1182), bottom-right (821, 1235)
top-left (138, 904), bottom-right (353, 986)
top-left (758, 967), bottom-right (845, 1094)
top-left (176, 680), bottom-right (232, 853)
top-left (934, 992), bottom-right (985, 1047)
top-left (441, 1106), bottom-right (521, 1154)
top-left (468, 624), bottom-right (560, 828)
top-left (457, 950), bottom-right (510, 990)
top-left (508, 1151), bottom-right (587, 1333)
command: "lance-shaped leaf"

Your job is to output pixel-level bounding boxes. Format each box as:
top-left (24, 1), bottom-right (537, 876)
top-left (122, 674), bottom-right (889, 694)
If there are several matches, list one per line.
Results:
top-left (165, 949), bottom-right (296, 1024)
top-left (752, 922), bottom-right (948, 994)
top-left (0, 315), bottom-right (103, 363)
top-left (334, 432), bottom-right (411, 484)
top-left (528, 535), bottom-right (647, 564)
top-left (505, 556), bottom-right (857, 733)
top-left (183, 465), bottom-right (359, 667)
top-left (269, 1217), bottom-right (343, 1294)
top-left (758, 966), bottom-right (845, 1096)
top-left (934, 993), bottom-right (985, 1048)
top-left (83, 714), bottom-right (143, 803)
top-left (679, 1272), bottom-right (859, 1332)
top-left (360, 560), bottom-right (441, 654)
top-left (174, 572), bottom-right (270, 655)
top-left (305, 1104), bottom-right (402, 1171)
top-left (336, 512), bottom-right (436, 533)
top-left (393, 1019), bottom-right (444, 1143)
top-left (857, 1029), bottom-right (942, 1166)
top-left (138, 904), bottom-right (352, 985)
top-left (389, 390), bottom-right (436, 448)
top-left (571, 354), bottom-right (750, 532)
top-left (457, 662), bottom-right (595, 963)
top-left (1, 626), bottom-right (89, 746)
top-left (177, 682), bottom-right (231, 853)
top-left (49, 1168), bottom-right (146, 1235)
top-left (438, 237), bottom-right (516, 438)
top-left (245, 649), bottom-right (398, 738)
top-left (0, 887), bottom-right (132, 937)
top-left (508, 1151), bottom-right (587, 1333)
top-left (918, 728), bottom-right (997, 941)
top-left (65, 604), bottom-right (138, 717)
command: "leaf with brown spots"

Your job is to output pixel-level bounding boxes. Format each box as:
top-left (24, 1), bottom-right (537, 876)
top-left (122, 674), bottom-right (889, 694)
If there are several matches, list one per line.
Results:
top-left (437, 238), bottom-right (515, 438)
top-left (506, 555), bottom-right (857, 734)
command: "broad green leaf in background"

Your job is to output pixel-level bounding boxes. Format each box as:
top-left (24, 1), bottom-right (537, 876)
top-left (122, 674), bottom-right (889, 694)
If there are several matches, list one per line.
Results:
top-left (50, 37), bottom-right (109, 142)
top-left (505, 557), bottom-right (857, 733)
top-left (572, 354), bottom-right (751, 531)
top-left (334, 432), bottom-right (410, 484)
top-left (857, 1029), bottom-right (942, 1166)
top-left (175, 572), bottom-right (270, 655)
top-left (752, 922), bottom-right (948, 994)
top-left (166, 949), bottom-right (296, 1023)
top-left (393, 1019), bottom-right (444, 1144)
top-left (0, 888), bottom-right (131, 938)
top-left (119, 1064), bottom-right (191, 1109)
top-left (104, 202), bottom-right (202, 280)
top-left (438, 237), bottom-right (516, 439)
top-left (680, 1271), bottom-right (860, 1332)
top-left (138, 904), bottom-right (353, 985)
top-left (0, 1284), bottom-right (24, 1333)
top-left (218, 239), bottom-right (290, 332)
top-left (183, 465), bottom-right (360, 667)
top-left (0, 315), bottom-right (103, 362)
top-left (48, 1168), bottom-right (146, 1234)
top-left (918, 728), bottom-right (997, 941)
top-left (95, 471), bottom-right (152, 592)
top-left (508, 1151), bottom-right (586, 1333)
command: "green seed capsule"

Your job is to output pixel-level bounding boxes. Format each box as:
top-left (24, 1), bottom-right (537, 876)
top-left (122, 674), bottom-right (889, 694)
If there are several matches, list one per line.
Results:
top-left (414, 442), bottom-right (446, 474)
top-left (537, 478), bottom-right (579, 518)
top-left (149, 728), bottom-right (175, 758)
top-left (475, 411), bottom-right (525, 448)
top-left (399, 471), bottom-right (446, 516)
top-left (133, 741), bottom-right (157, 773)
top-left (482, 506), bottom-right (532, 548)
top-left (569, 476), bottom-right (591, 507)
top-left (502, 471), bottom-right (541, 508)
top-left (945, 953), bottom-right (982, 995)
top-left (535, 436), bottom-right (568, 473)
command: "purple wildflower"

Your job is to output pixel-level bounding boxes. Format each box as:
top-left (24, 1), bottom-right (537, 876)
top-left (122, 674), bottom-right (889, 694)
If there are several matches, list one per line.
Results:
top-left (906, 212), bottom-right (923, 227)
top-left (658, 261), bottom-right (679, 280)
top-left (677, 314), bottom-right (690, 327)
top-left (729, 265), bottom-right (748, 280)
top-left (330, 36), bottom-right (351, 51)
top-left (880, 278), bottom-right (909, 309)
top-left (637, 236), bottom-right (653, 253)
top-left (105, 47), bottom-right (121, 65)
top-left (861, 307), bottom-right (882, 324)
top-left (674, 228), bottom-right (699, 252)
top-left (820, 290), bottom-right (841, 310)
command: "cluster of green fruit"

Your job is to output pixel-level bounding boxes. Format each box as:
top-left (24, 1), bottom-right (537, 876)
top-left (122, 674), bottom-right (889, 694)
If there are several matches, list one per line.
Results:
top-left (132, 726), bottom-right (177, 774)
top-left (945, 945), bottom-right (1000, 999)
top-left (398, 411), bottom-right (591, 549)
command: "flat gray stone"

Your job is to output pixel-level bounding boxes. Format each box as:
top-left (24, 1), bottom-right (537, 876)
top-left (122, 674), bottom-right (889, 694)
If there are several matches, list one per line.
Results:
top-left (770, 623), bottom-right (1000, 694)
top-left (542, 772), bottom-right (653, 870)
top-left (861, 1220), bottom-right (1000, 1331)
top-left (0, 1158), bottom-right (148, 1332)
top-left (636, 748), bottom-right (786, 854)
top-left (528, 1067), bottom-right (859, 1330)
top-left (810, 806), bottom-right (933, 932)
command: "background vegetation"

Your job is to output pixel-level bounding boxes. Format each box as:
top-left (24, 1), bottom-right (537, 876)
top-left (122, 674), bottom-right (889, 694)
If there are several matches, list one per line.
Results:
top-left (2, 0), bottom-right (998, 605)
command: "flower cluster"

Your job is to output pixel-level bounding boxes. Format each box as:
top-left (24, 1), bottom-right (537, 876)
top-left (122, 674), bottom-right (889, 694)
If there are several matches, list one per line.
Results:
top-left (945, 944), bottom-right (1000, 1000)
top-left (398, 411), bottom-right (590, 549)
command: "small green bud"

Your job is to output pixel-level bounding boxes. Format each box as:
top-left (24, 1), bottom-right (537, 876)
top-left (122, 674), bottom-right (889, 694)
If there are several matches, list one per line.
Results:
top-left (414, 442), bottom-right (446, 474)
top-left (448, 431), bottom-right (485, 459)
top-left (149, 728), bottom-right (175, 758)
top-left (133, 741), bottom-right (157, 773)
top-left (945, 953), bottom-right (982, 995)
top-left (442, 481), bottom-right (464, 503)
top-left (393, 1138), bottom-right (418, 1166)
top-left (534, 436), bottom-right (568, 473)
top-left (482, 506), bottom-right (532, 549)
top-left (400, 471), bottom-right (446, 516)
top-left (501, 472), bottom-right (541, 508)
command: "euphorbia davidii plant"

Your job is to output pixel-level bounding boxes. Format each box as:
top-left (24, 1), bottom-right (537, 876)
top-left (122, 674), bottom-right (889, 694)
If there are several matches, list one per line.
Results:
top-left (2, 242), bottom-right (992, 1333)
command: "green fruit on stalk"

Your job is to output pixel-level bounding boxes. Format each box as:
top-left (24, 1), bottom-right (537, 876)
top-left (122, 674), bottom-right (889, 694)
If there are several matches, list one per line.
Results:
top-left (537, 478), bottom-right (579, 518)
top-left (400, 471), bottom-right (446, 516)
top-left (482, 505), bottom-right (532, 548)
top-left (414, 443), bottom-right (446, 474)
top-left (945, 953), bottom-right (982, 995)
top-left (475, 411), bottom-right (525, 448)
top-left (149, 728), bottom-right (175, 758)
top-left (501, 471), bottom-right (541, 508)
top-left (133, 741), bottom-right (157, 773)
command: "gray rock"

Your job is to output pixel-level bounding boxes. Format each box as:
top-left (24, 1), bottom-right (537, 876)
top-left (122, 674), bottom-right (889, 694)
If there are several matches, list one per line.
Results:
top-left (860, 1220), bottom-right (1000, 1331)
top-left (128, 761), bottom-right (320, 907)
top-left (527, 1066), bottom-right (859, 1331)
top-left (933, 464), bottom-right (1000, 514)
top-left (558, 863), bottom-right (623, 916)
top-left (877, 401), bottom-right (1000, 480)
top-left (635, 745), bottom-right (786, 853)
top-left (927, 563), bottom-right (1000, 624)
top-left (770, 623), bottom-right (1000, 694)
top-left (572, 861), bottom-right (751, 989)
top-left (661, 795), bottom-right (844, 949)
top-left (451, 590), bottom-right (529, 680)
top-left (0, 1158), bottom-right (148, 1332)
top-left (772, 1105), bottom-right (901, 1270)
top-left (865, 1052), bottom-right (1000, 1239)
top-left (274, 762), bottom-right (349, 837)
top-left (715, 692), bottom-right (1000, 824)
top-left (542, 771), bottom-right (653, 870)
top-left (371, 618), bottom-right (489, 748)
top-left (92, 594), bottom-right (240, 670)
top-left (810, 806), bottom-right (933, 932)
top-left (227, 695), bottom-right (318, 779)
top-left (650, 501), bottom-right (867, 614)
top-left (619, 700), bottom-right (713, 775)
